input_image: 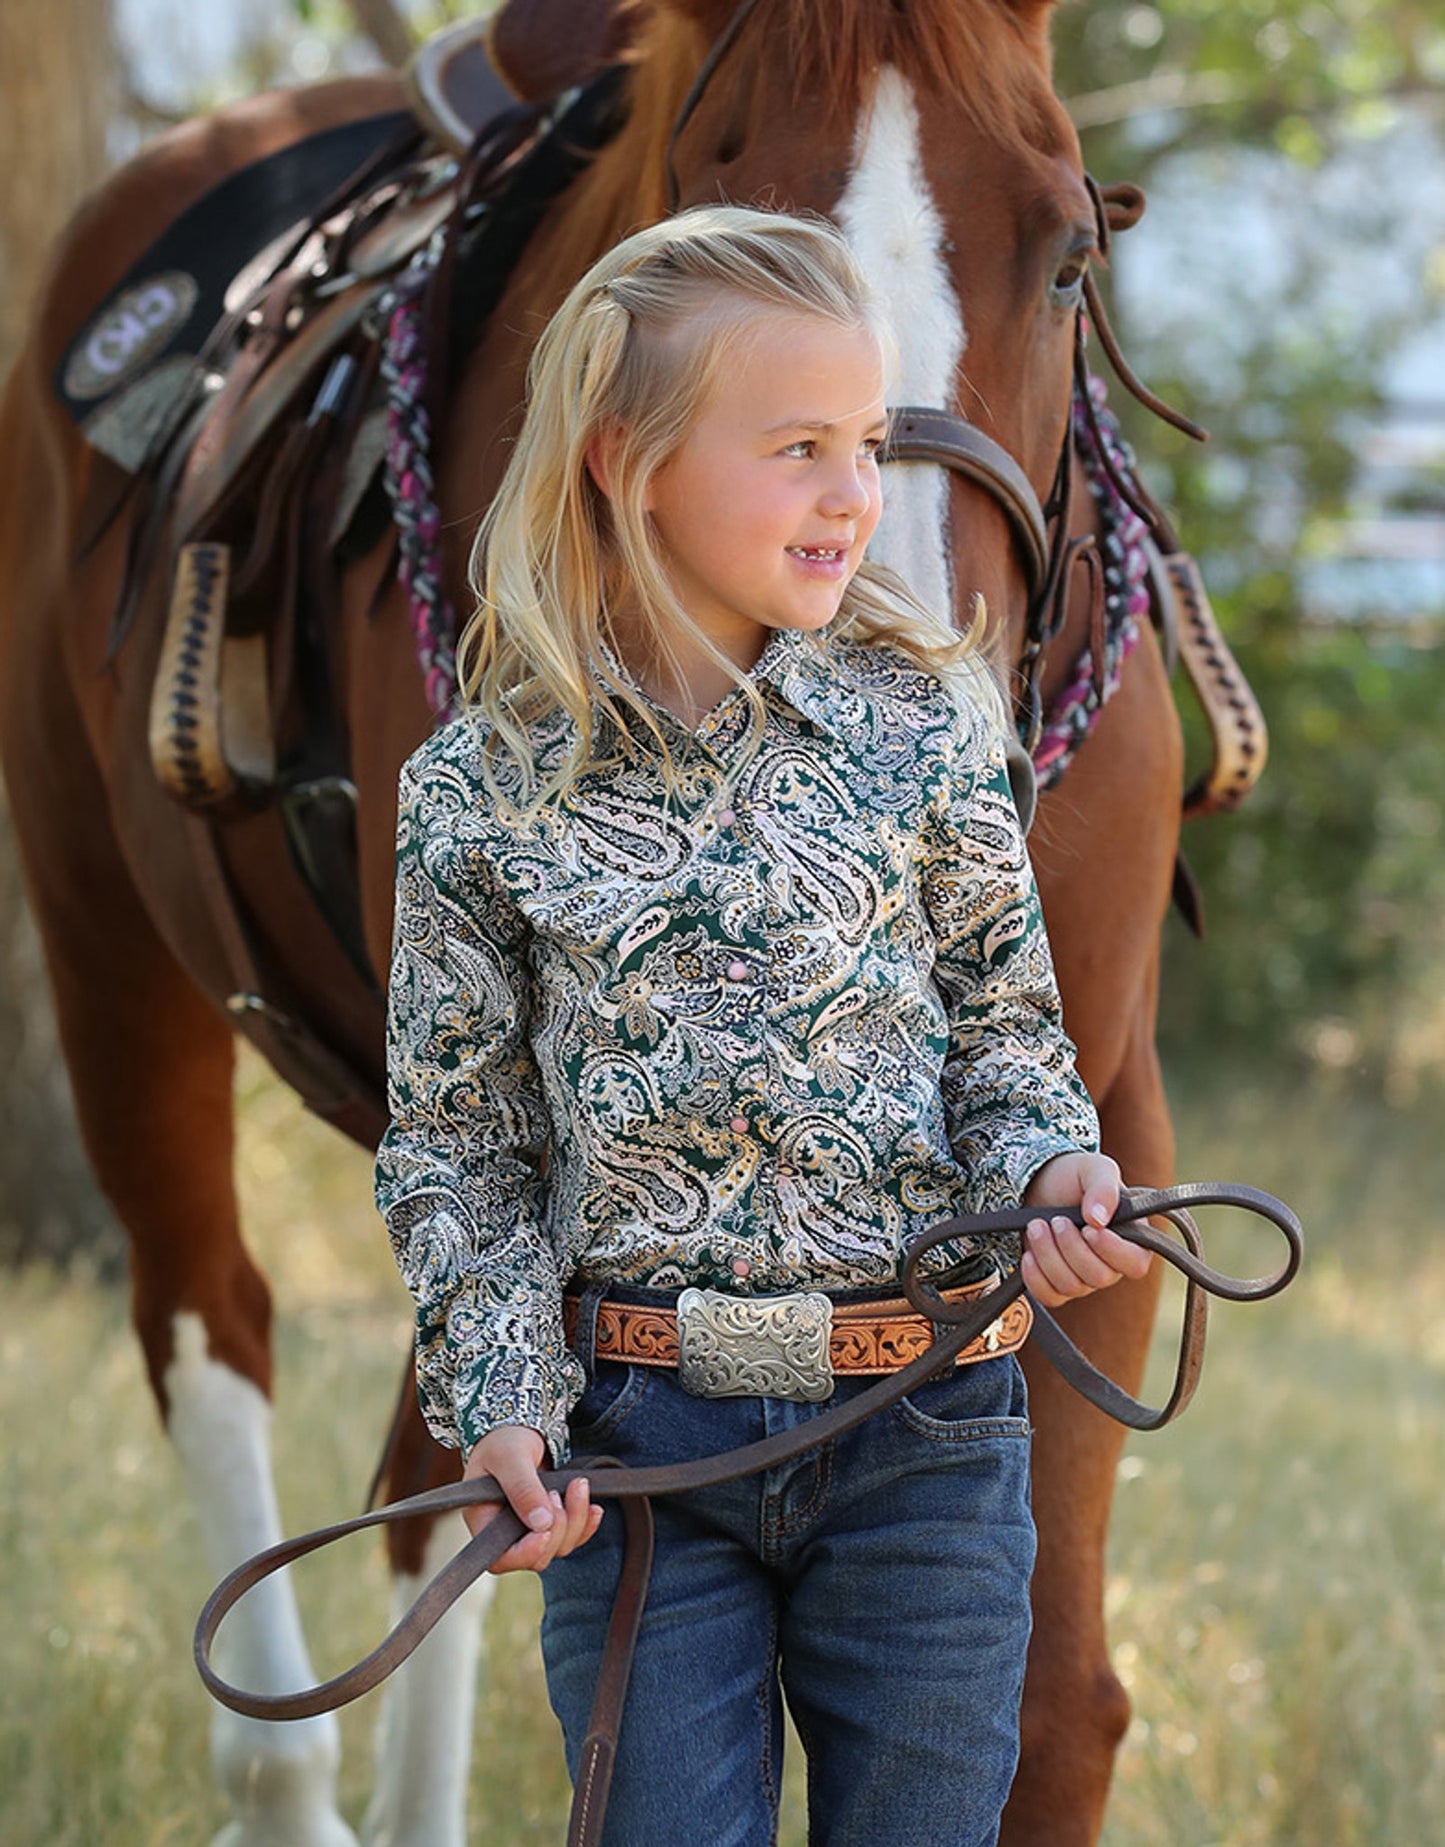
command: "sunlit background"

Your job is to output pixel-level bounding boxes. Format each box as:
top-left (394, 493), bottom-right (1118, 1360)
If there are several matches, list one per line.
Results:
top-left (1, 4), bottom-right (1442, 1843)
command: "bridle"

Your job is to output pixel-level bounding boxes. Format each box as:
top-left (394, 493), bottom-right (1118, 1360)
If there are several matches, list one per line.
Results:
top-left (665, 0), bottom-right (1207, 752)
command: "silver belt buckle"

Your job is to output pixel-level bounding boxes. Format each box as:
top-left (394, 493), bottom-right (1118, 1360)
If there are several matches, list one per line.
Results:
top-left (676, 1287), bottom-right (835, 1402)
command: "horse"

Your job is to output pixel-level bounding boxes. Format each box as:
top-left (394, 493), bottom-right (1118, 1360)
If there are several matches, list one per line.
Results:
top-left (0, 2), bottom-right (1196, 1840)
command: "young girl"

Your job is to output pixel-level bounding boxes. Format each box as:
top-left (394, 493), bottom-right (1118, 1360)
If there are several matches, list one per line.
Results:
top-left (375, 205), bottom-right (1149, 1846)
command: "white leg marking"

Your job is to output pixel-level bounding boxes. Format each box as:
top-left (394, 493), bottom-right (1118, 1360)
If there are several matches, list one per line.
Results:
top-left (165, 1312), bottom-right (358, 1847)
top-left (836, 67), bottom-right (966, 623)
top-left (363, 1512), bottom-right (494, 1847)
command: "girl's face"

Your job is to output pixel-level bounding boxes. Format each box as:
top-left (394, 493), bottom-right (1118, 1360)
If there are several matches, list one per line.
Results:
top-left (642, 310), bottom-right (887, 669)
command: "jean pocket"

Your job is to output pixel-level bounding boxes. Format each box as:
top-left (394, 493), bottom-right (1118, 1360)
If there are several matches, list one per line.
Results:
top-left (568, 1361), bottom-right (649, 1447)
top-left (892, 1357), bottom-right (1031, 1444)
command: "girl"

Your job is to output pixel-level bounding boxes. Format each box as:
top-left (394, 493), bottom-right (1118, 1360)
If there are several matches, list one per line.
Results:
top-left (375, 205), bottom-right (1150, 1846)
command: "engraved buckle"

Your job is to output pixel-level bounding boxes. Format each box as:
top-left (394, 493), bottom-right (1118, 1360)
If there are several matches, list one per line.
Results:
top-left (676, 1288), bottom-right (835, 1402)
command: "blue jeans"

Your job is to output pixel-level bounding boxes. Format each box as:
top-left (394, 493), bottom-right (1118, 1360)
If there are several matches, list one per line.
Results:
top-left (540, 1349), bottom-right (1035, 1847)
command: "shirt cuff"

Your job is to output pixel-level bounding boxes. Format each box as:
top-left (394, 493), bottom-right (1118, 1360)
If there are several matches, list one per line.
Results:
top-left (975, 1131), bottom-right (1095, 1217)
top-left (451, 1338), bottom-right (584, 1469)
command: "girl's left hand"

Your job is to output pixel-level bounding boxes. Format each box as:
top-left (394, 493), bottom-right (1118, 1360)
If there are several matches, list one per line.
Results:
top-left (1019, 1151), bottom-right (1152, 1307)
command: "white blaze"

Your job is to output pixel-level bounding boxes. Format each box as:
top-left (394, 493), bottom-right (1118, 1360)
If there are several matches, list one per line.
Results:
top-left (835, 67), bottom-right (966, 624)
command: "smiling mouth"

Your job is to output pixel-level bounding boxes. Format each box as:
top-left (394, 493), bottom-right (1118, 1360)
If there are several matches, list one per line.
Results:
top-left (786, 545), bottom-right (847, 562)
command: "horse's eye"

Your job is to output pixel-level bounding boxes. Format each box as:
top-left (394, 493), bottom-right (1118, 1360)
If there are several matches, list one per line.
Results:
top-left (1051, 257), bottom-right (1088, 304)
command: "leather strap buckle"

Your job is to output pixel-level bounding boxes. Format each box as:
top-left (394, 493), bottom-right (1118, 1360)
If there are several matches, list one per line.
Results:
top-left (676, 1287), bottom-right (835, 1402)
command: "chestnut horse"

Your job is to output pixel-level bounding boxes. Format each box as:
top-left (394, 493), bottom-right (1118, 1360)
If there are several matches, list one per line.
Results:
top-left (0, 3), bottom-right (1180, 1841)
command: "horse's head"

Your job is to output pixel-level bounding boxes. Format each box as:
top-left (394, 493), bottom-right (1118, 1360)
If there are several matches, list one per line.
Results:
top-left (652, 0), bottom-right (1091, 674)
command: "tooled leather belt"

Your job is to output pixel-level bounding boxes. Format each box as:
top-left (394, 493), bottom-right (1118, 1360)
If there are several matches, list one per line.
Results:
top-left (195, 1182), bottom-right (1302, 1847)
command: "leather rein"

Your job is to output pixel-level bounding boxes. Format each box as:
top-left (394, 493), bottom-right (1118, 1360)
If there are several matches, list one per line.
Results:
top-left (197, 1183), bottom-right (1302, 1847)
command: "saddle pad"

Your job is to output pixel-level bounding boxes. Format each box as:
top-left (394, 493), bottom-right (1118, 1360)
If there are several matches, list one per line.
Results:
top-left (54, 111), bottom-right (414, 470)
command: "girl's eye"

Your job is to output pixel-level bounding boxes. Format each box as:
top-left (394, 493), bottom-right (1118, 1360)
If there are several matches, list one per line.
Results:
top-left (781, 439), bottom-right (814, 458)
top-left (860, 436), bottom-right (883, 459)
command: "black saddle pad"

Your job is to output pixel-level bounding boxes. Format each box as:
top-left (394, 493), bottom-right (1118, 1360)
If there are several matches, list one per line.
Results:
top-left (54, 111), bottom-right (415, 467)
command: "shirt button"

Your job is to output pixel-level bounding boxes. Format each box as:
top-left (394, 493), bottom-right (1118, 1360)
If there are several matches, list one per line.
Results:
top-left (731, 1257), bottom-right (752, 1279)
top-left (726, 959), bottom-right (750, 982)
top-left (716, 807), bottom-right (736, 827)
top-left (729, 1114), bottom-right (749, 1134)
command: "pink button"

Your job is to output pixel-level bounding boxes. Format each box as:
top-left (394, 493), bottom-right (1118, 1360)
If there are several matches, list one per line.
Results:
top-left (726, 959), bottom-right (750, 981)
top-left (731, 1257), bottom-right (752, 1278)
top-left (729, 1114), bottom-right (749, 1134)
top-left (716, 807), bottom-right (736, 827)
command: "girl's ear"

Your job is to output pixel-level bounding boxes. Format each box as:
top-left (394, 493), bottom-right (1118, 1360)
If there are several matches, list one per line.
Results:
top-left (585, 425), bottom-right (623, 501)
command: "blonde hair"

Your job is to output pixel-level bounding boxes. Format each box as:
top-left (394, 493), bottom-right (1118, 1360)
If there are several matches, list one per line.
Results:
top-left (460, 203), bottom-right (1003, 807)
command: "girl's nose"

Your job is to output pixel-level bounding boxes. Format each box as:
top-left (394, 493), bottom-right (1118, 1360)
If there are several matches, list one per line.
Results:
top-left (819, 462), bottom-right (872, 519)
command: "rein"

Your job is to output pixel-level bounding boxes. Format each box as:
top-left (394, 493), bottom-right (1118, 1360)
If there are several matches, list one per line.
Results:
top-left (196, 1182), bottom-right (1301, 1847)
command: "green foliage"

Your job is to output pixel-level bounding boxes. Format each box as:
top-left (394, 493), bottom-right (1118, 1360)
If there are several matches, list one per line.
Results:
top-left (1053, 6), bottom-right (1445, 1080)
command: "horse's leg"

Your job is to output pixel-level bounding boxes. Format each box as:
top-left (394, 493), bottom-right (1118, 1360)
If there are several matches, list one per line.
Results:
top-left (361, 1399), bottom-right (494, 1847)
top-left (3, 698), bottom-right (357, 1847)
top-left (1002, 990), bottom-right (1173, 1846)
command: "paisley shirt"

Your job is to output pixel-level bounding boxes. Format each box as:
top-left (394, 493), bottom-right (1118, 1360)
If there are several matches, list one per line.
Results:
top-left (375, 627), bottom-right (1098, 1461)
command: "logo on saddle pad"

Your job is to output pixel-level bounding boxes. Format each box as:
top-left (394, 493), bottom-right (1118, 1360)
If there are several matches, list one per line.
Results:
top-left (64, 272), bottom-right (199, 402)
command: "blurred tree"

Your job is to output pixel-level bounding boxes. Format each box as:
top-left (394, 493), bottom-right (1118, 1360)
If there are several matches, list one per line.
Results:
top-left (0, 0), bottom-right (124, 1269)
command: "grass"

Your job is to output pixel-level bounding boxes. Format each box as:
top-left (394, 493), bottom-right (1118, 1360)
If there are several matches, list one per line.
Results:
top-left (0, 1051), bottom-right (1440, 1844)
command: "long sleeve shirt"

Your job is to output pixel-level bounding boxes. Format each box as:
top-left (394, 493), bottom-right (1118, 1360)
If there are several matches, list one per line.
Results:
top-left (375, 626), bottom-right (1098, 1461)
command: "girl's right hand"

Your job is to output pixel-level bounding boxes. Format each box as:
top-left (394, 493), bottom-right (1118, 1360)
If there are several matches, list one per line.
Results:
top-left (461, 1425), bottom-right (602, 1573)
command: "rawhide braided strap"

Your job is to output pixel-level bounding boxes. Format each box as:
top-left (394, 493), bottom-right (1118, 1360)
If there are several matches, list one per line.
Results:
top-left (196, 1181), bottom-right (1301, 1847)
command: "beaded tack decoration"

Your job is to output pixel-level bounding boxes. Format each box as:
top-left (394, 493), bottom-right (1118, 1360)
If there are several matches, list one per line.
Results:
top-left (379, 252), bottom-right (460, 723)
top-left (1030, 376), bottom-right (1152, 792)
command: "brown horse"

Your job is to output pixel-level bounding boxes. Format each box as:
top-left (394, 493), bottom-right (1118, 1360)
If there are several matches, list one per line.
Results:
top-left (0, 3), bottom-right (1182, 1841)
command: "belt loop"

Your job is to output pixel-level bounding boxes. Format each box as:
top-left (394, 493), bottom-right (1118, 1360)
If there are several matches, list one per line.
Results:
top-left (574, 1281), bottom-right (608, 1384)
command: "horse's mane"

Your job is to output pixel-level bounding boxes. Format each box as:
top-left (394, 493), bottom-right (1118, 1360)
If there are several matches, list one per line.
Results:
top-left (530, 0), bottom-right (1068, 306)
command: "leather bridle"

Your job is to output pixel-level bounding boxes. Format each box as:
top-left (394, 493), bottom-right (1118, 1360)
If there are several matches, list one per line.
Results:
top-left (664, 0), bottom-right (1207, 753)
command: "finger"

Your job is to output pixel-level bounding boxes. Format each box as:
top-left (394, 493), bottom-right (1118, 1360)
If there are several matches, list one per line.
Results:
top-left (1049, 1215), bottom-right (1128, 1291)
top-left (553, 1478), bottom-right (597, 1558)
top-left (486, 1449), bottom-right (556, 1543)
top-left (489, 1524), bottom-right (561, 1576)
top-left (1082, 1222), bottom-right (1154, 1280)
top-left (459, 1497), bottom-right (557, 1573)
top-left (1082, 1159), bottom-right (1121, 1229)
top-left (1025, 1216), bottom-right (1115, 1300)
top-left (531, 1491), bottom-right (570, 1570)
top-left (1024, 1218), bottom-right (1088, 1304)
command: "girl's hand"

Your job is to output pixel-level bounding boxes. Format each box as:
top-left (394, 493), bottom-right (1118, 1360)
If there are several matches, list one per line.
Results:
top-left (1019, 1151), bottom-right (1151, 1307)
top-left (462, 1425), bottom-right (603, 1573)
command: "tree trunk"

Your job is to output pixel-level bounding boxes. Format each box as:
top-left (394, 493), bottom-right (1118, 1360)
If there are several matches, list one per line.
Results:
top-left (0, 0), bottom-right (122, 1270)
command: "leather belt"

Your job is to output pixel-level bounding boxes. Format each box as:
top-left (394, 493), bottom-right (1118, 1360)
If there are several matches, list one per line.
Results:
top-left (563, 1275), bottom-right (1032, 1379)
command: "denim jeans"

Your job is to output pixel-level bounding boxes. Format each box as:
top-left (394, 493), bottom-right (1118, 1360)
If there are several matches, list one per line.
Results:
top-left (539, 1345), bottom-right (1035, 1847)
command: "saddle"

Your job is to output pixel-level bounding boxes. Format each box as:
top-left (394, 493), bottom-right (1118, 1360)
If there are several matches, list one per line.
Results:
top-left (88, 0), bottom-right (638, 825)
top-left (55, 6), bottom-right (632, 1129)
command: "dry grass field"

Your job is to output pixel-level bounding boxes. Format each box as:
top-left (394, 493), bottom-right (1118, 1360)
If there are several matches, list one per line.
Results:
top-left (1, 1050), bottom-right (1441, 1845)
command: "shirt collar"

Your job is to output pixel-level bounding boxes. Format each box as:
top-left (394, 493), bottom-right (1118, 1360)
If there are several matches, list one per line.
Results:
top-left (590, 628), bottom-right (843, 745)
top-left (752, 627), bottom-right (844, 741)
